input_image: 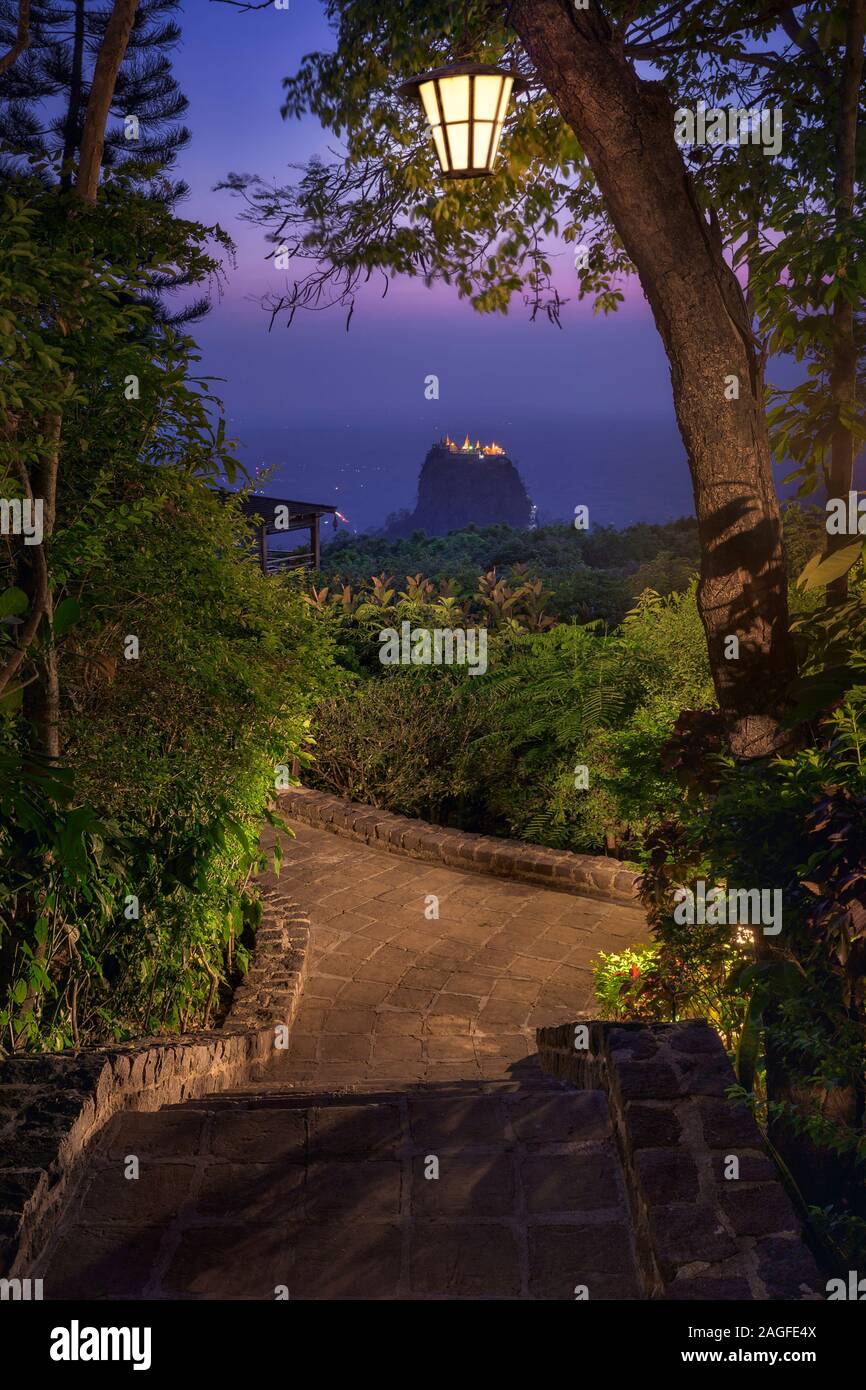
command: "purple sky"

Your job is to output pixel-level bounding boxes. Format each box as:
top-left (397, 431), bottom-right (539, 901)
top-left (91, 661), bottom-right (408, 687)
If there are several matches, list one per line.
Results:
top-left (168, 1), bottom-right (821, 534)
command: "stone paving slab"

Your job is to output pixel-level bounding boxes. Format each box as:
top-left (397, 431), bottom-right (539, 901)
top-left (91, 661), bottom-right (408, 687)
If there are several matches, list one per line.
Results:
top-left (40, 1086), bottom-right (643, 1300)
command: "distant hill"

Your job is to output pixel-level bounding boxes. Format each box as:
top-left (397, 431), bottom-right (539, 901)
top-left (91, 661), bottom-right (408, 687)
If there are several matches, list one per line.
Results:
top-left (384, 435), bottom-right (533, 537)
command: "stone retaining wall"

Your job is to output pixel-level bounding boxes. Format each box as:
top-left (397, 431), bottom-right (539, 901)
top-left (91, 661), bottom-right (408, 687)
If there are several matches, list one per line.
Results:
top-left (0, 891), bottom-right (310, 1279)
top-left (279, 786), bottom-right (640, 904)
top-left (537, 1020), bottom-right (823, 1301)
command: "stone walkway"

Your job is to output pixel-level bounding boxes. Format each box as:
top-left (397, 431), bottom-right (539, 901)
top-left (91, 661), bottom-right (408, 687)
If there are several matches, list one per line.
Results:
top-left (269, 822), bottom-right (647, 1086)
top-left (40, 822), bottom-right (651, 1300)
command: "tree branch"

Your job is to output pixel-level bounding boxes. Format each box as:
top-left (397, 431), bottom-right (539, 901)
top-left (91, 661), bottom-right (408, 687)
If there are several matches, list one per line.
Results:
top-left (209, 0), bottom-right (275, 10)
top-left (779, 7), bottom-right (821, 54)
top-left (0, 0), bottom-right (30, 76)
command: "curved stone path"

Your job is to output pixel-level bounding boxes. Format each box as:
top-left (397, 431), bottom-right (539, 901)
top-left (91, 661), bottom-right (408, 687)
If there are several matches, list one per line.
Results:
top-left (266, 822), bottom-right (647, 1087)
top-left (39, 821), bottom-right (652, 1300)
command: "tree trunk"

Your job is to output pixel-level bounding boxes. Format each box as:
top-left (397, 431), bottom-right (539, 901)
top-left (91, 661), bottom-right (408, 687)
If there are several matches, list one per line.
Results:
top-left (511, 0), bottom-right (796, 757)
top-left (825, 0), bottom-right (865, 606)
top-left (76, 0), bottom-right (140, 203)
top-left (61, 0), bottom-right (87, 190)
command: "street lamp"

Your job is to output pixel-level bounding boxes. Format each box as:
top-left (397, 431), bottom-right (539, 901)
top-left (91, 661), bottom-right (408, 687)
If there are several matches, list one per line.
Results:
top-left (398, 62), bottom-right (528, 179)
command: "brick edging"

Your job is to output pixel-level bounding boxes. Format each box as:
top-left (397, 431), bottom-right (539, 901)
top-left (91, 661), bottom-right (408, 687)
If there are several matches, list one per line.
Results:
top-left (279, 786), bottom-right (640, 904)
top-left (0, 891), bottom-right (311, 1278)
top-left (537, 1020), bottom-right (824, 1301)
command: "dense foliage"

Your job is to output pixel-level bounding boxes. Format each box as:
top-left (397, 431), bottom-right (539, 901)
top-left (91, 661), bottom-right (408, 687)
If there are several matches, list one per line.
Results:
top-left (317, 517), bottom-right (701, 628)
top-left (612, 560), bottom-right (866, 1263)
top-left (0, 170), bottom-right (337, 1051)
top-left (306, 569), bottom-right (713, 854)
top-left (305, 507), bottom-right (824, 855)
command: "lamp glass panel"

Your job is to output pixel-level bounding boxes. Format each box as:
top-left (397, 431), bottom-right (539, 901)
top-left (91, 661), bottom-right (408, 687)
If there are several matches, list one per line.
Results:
top-left (438, 74), bottom-right (470, 123)
top-left (419, 81), bottom-right (440, 129)
top-left (431, 124), bottom-right (450, 172)
top-left (496, 76), bottom-right (514, 123)
top-left (488, 121), bottom-right (505, 164)
top-left (472, 121), bottom-right (494, 170)
top-left (446, 121), bottom-right (470, 170)
top-left (473, 74), bottom-right (504, 121)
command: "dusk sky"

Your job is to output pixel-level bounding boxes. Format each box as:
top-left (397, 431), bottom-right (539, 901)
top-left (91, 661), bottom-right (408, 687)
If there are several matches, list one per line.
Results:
top-left (169, 1), bottom-right (815, 535)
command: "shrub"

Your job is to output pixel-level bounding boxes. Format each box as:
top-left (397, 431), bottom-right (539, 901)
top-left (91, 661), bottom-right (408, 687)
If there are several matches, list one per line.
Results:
top-left (594, 945), bottom-right (662, 1021)
top-left (310, 666), bottom-right (484, 823)
top-left (309, 582), bottom-right (715, 856)
top-left (0, 475), bottom-right (339, 1051)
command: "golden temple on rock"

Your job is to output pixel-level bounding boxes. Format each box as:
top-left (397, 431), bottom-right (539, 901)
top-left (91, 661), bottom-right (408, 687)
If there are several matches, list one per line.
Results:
top-left (440, 433), bottom-right (506, 456)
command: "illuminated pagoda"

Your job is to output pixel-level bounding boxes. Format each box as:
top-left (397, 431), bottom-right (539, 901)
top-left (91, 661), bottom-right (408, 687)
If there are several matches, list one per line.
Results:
top-left (441, 432), bottom-right (506, 457)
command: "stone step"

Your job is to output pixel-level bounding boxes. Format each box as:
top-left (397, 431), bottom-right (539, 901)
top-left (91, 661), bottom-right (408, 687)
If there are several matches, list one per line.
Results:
top-left (40, 1084), bottom-right (643, 1300)
top-left (184, 1079), bottom-right (571, 1109)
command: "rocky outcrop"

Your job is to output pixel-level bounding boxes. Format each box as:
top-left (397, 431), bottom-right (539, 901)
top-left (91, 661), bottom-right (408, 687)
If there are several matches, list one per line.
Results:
top-left (387, 437), bottom-right (533, 536)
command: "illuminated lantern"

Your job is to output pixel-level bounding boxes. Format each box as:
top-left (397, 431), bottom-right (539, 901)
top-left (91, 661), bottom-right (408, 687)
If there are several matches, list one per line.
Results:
top-left (398, 62), bottom-right (527, 179)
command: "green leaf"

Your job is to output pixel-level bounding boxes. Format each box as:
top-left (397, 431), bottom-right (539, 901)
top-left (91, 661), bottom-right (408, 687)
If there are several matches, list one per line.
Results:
top-left (797, 542), bottom-right (863, 592)
top-left (0, 684), bottom-right (22, 712)
top-left (0, 586), bottom-right (28, 619)
top-left (53, 597), bottom-right (81, 639)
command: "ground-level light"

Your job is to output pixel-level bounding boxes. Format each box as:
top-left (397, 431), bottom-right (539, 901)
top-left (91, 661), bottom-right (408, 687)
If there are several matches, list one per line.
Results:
top-left (398, 62), bottom-right (527, 179)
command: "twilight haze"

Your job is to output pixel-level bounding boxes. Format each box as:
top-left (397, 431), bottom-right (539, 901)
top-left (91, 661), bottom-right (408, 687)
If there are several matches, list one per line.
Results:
top-left (171, 1), bottom-right (806, 535)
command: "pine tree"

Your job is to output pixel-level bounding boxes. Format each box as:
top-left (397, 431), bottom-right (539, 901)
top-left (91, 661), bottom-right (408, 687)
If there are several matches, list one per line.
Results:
top-left (0, 0), bottom-right (207, 322)
top-left (0, 0), bottom-right (193, 173)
